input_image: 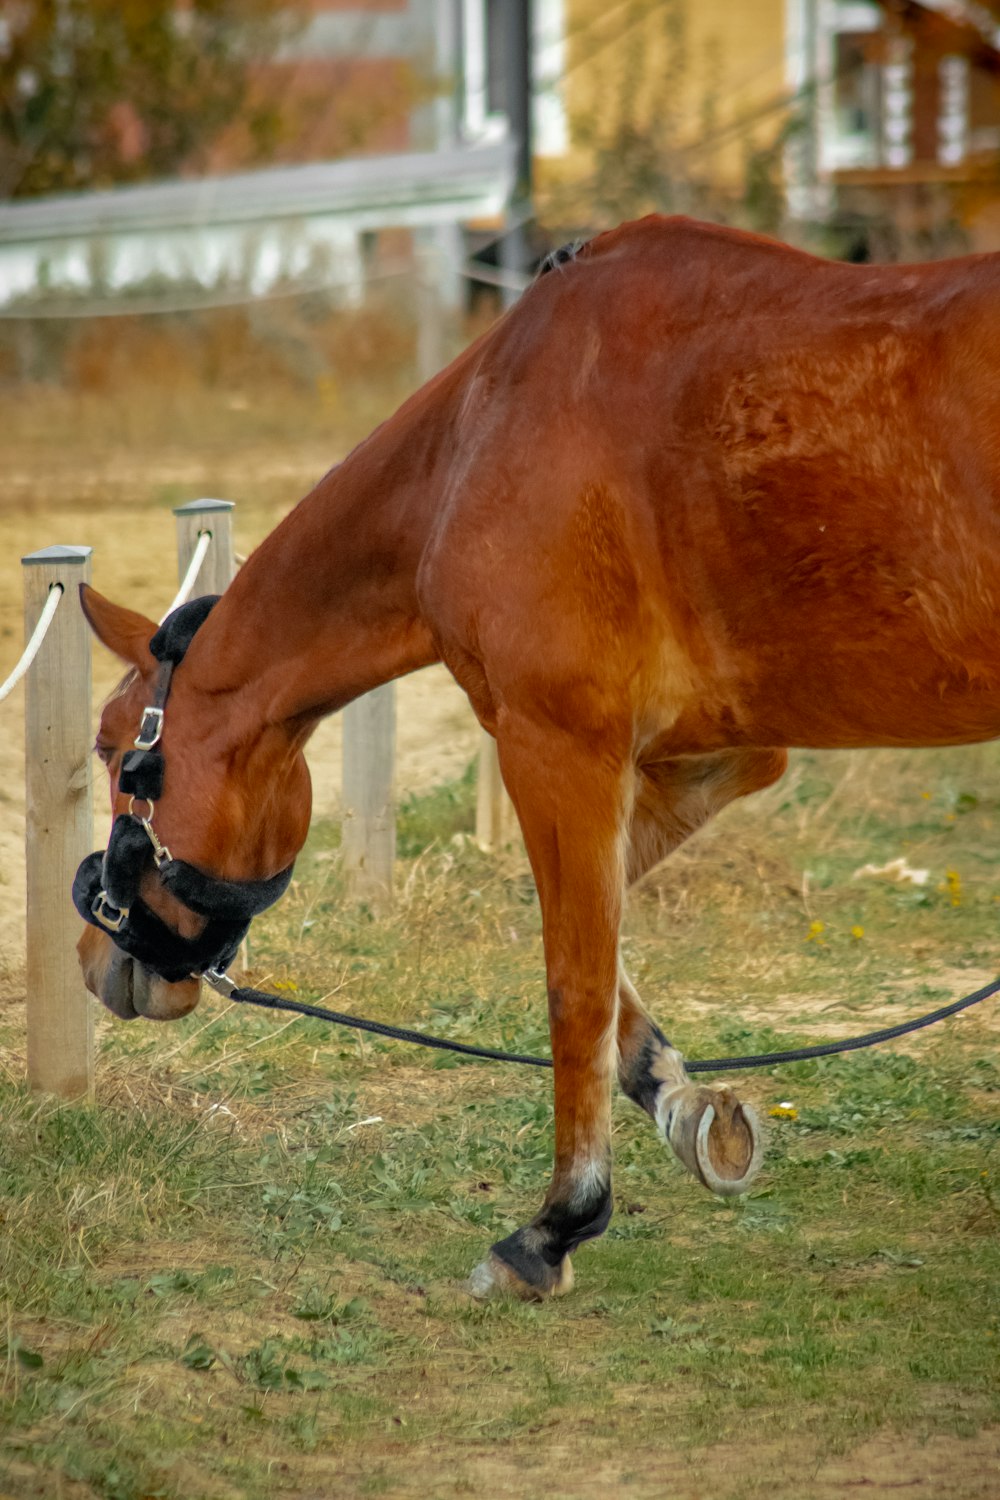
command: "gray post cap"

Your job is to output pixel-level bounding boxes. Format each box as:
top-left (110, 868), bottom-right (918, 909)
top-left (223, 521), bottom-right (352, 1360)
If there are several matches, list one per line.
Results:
top-left (22, 545), bottom-right (93, 566)
top-left (172, 498), bottom-right (235, 515)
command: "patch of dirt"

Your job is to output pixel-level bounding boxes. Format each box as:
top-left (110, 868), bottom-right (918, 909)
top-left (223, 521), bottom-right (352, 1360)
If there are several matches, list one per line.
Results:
top-left (113, 1426), bottom-right (999, 1500)
top-left (0, 1455), bottom-right (243, 1500)
top-left (252, 1426), bottom-right (1000, 1500)
top-left (0, 1461), bottom-right (102, 1500)
top-left (673, 963), bottom-right (1000, 1048)
top-left (4, 1428), bottom-right (998, 1500)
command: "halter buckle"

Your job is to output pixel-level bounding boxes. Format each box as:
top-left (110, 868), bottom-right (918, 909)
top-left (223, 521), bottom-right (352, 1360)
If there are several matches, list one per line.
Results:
top-left (203, 967), bottom-right (238, 999)
top-left (92, 891), bottom-right (129, 934)
top-left (134, 707), bottom-right (164, 750)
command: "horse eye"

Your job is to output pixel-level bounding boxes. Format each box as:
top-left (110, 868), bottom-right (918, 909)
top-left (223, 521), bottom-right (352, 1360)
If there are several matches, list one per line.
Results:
top-left (94, 740), bottom-right (114, 765)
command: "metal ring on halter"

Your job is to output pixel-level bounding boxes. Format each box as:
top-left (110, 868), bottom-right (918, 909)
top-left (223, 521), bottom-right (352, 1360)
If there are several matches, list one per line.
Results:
top-left (127, 797), bottom-right (173, 868)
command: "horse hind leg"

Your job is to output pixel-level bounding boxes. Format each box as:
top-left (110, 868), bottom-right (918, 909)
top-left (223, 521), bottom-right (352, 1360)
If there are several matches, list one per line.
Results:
top-left (617, 749), bottom-right (787, 1195)
top-left (618, 971), bottom-right (763, 1195)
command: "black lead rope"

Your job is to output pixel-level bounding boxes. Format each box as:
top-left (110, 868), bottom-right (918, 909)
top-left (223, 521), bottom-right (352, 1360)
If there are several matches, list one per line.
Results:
top-left (203, 970), bottom-right (1000, 1074)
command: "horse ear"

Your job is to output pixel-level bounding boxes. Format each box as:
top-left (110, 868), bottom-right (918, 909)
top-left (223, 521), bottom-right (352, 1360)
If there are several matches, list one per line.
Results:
top-left (79, 585), bottom-right (157, 671)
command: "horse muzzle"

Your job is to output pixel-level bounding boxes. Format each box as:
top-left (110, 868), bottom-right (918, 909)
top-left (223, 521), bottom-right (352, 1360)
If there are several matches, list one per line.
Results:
top-left (73, 840), bottom-right (293, 986)
top-left (77, 925), bottom-right (201, 1021)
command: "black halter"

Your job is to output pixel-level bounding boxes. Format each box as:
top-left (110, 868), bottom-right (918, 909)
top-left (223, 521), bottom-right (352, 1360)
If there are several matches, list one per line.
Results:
top-left (73, 597), bottom-right (294, 984)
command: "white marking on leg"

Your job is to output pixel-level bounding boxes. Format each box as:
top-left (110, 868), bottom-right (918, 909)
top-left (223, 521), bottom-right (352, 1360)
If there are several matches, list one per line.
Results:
top-left (468, 1258), bottom-right (501, 1299)
top-left (569, 1151), bottom-right (610, 1210)
top-left (567, 968), bottom-right (619, 1210)
top-left (651, 1046), bottom-right (692, 1144)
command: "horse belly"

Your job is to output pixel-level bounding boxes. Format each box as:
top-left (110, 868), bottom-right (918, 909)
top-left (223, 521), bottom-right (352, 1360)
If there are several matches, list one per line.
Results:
top-left (657, 548), bottom-right (1000, 753)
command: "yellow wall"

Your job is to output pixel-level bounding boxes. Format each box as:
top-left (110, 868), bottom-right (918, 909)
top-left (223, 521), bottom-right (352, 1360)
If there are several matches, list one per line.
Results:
top-left (539, 0), bottom-right (791, 218)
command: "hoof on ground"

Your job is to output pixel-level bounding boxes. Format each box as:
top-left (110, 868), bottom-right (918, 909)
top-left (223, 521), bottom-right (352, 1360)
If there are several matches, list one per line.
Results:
top-left (467, 1250), bottom-right (574, 1302)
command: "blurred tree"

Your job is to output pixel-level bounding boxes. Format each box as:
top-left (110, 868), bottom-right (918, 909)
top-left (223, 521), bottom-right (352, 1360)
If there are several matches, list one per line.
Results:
top-left (570, 1), bottom-right (694, 225)
top-left (0, 0), bottom-right (304, 199)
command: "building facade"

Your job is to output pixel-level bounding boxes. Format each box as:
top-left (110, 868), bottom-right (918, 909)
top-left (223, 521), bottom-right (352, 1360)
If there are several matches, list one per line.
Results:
top-left (494, 0), bottom-right (1000, 254)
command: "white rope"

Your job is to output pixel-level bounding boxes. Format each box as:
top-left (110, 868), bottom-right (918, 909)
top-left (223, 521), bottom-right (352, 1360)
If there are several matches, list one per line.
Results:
top-left (457, 259), bottom-right (532, 294)
top-left (0, 259), bottom-right (415, 321)
top-left (160, 531), bottom-right (212, 623)
top-left (0, 584), bottom-right (64, 704)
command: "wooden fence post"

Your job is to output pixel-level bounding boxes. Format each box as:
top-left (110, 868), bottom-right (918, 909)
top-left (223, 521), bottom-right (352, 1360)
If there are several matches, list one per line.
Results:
top-left (173, 498), bottom-right (236, 596)
top-left (342, 685), bottom-right (396, 910)
top-left (476, 730), bottom-right (502, 852)
top-left (415, 227), bottom-right (446, 388)
top-left (475, 730), bottom-right (518, 852)
top-left (340, 226), bottom-right (445, 908)
top-left (23, 545), bottom-right (94, 1100)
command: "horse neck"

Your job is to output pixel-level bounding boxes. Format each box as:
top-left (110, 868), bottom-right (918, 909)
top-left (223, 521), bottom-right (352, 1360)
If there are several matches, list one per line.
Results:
top-left (181, 380), bottom-right (455, 729)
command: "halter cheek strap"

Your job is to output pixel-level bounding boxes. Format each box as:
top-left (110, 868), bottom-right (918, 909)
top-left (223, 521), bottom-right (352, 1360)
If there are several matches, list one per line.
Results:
top-left (160, 857), bottom-right (293, 920)
top-left (76, 813), bottom-right (293, 927)
top-left (75, 595), bottom-right (296, 983)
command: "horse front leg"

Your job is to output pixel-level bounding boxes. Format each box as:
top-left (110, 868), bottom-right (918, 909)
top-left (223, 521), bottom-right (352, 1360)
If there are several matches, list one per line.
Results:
top-left (468, 720), bottom-right (629, 1300)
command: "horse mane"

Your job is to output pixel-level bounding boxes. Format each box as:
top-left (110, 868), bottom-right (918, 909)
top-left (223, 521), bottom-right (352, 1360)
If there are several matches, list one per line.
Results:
top-left (537, 239), bottom-right (587, 277)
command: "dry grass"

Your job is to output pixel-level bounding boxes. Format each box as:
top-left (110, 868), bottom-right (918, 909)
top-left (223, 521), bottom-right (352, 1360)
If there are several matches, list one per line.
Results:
top-left (2, 780), bottom-right (999, 1496)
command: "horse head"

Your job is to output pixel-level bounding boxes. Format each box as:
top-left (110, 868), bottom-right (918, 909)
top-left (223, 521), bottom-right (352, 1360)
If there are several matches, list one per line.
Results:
top-left (76, 586), bottom-right (312, 1022)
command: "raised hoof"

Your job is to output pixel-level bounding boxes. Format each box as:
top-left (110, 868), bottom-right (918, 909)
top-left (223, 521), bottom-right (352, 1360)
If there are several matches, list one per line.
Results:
top-left (660, 1085), bottom-right (763, 1197)
top-left (467, 1250), bottom-right (575, 1302)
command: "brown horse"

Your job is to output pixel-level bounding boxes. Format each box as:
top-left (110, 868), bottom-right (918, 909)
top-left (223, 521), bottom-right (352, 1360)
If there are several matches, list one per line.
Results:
top-left (78, 215), bottom-right (1000, 1299)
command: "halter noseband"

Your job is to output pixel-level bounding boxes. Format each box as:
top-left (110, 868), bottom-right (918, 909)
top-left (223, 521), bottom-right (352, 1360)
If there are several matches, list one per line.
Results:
top-left (73, 597), bottom-right (294, 985)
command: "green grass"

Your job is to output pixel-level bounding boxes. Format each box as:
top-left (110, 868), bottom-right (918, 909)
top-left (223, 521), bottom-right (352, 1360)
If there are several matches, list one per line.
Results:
top-left (2, 744), bottom-right (999, 1498)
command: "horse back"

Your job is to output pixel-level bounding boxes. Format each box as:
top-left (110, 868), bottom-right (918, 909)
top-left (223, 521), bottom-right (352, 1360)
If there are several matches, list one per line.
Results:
top-left (422, 218), bottom-right (1000, 755)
